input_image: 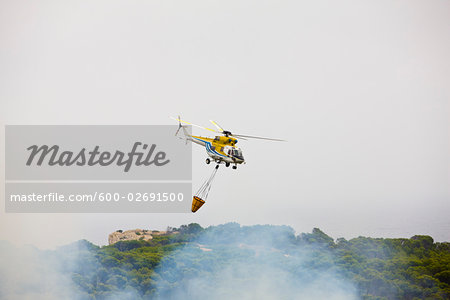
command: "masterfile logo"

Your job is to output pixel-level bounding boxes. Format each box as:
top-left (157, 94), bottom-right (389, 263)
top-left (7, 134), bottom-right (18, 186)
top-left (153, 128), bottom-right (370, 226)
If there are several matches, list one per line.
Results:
top-left (5, 125), bottom-right (192, 213)
top-left (26, 142), bottom-right (170, 172)
top-left (6, 125), bottom-right (191, 180)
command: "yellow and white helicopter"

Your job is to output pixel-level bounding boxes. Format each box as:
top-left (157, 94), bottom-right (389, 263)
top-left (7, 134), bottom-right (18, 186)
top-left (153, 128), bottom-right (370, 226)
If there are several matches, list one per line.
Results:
top-left (171, 116), bottom-right (284, 169)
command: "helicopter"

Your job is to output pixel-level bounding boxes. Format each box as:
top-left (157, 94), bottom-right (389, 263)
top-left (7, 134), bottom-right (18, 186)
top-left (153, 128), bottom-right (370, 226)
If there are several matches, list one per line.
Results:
top-left (170, 116), bottom-right (284, 169)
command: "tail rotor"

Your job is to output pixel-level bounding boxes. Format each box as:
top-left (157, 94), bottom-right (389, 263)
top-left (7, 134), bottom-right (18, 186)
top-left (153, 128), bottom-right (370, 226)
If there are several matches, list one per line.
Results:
top-left (175, 115), bottom-right (182, 136)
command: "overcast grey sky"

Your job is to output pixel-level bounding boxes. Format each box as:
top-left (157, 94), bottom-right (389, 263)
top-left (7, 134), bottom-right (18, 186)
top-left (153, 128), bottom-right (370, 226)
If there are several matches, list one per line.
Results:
top-left (1, 0), bottom-right (449, 248)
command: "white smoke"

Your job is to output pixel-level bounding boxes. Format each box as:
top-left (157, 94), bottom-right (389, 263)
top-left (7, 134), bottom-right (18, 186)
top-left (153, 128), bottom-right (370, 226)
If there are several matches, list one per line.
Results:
top-left (0, 241), bottom-right (89, 300)
top-left (153, 224), bottom-right (359, 300)
top-left (0, 224), bottom-right (360, 300)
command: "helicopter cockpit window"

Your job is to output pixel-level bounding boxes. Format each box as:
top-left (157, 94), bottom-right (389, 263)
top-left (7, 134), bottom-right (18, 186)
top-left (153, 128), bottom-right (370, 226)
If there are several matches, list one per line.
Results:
top-left (232, 149), bottom-right (244, 159)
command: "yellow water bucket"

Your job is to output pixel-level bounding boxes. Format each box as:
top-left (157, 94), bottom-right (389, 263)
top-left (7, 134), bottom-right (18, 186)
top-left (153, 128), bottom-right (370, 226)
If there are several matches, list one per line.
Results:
top-left (192, 196), bottom-right (205, 213)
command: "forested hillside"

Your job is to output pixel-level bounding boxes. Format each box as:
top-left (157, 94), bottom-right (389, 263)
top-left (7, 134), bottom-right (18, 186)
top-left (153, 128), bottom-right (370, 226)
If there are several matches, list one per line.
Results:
top-left (1, 223), bottom-right (449, 300)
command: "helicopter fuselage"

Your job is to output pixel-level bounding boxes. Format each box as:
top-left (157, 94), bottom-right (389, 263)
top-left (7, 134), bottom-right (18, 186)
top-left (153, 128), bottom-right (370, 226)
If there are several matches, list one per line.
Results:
top-left (190, 135), bottom-right (245, 165)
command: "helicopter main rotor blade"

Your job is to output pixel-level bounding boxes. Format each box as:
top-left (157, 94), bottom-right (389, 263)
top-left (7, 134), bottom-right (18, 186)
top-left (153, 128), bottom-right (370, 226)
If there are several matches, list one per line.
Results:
top-left (232, 134), bottom-right (286, 142)
top-left (234, 136), bottom-right (248, 141)
top-left (209, 120), bottom-right (225, 133)
top-left (170, 117), bottom-right (219, 133)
